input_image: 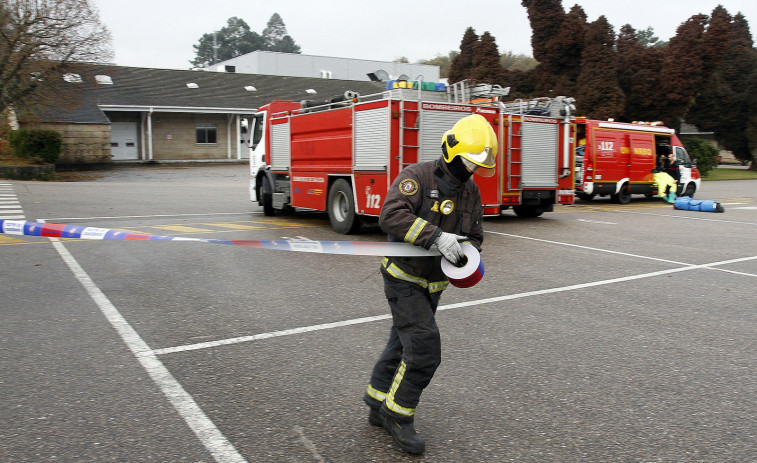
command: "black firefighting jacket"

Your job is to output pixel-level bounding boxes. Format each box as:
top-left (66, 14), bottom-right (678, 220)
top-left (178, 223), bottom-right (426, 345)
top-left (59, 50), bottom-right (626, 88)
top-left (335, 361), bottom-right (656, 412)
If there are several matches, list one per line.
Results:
top-left (379, 157), bottom-right (484, 292)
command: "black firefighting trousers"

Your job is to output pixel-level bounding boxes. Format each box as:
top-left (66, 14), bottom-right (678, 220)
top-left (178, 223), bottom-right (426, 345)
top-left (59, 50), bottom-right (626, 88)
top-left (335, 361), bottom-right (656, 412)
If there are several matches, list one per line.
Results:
top-left (364, 273), bottom-right (442, 422)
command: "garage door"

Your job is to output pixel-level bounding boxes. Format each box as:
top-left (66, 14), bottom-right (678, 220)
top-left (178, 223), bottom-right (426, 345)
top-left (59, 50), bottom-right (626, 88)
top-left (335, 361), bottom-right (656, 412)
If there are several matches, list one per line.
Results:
top-left (110, 122), bottom-right (139, 160)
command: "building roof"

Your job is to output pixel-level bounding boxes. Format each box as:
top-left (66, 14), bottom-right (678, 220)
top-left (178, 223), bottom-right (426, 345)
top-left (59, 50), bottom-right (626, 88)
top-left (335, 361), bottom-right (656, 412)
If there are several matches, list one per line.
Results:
top-left (35, 64), bottom-right (388, 124)
top-left (679, 122), bottom-right (714, 136)
top-left (206, 50), bottom-right (441, 82)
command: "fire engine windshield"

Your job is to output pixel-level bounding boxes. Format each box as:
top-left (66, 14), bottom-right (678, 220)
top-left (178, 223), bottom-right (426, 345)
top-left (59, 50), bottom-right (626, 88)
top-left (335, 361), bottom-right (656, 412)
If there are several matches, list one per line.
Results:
top-left (251, 113), bottom-right (265, 150)
top-left (675, 146), bottom-right (693, 166)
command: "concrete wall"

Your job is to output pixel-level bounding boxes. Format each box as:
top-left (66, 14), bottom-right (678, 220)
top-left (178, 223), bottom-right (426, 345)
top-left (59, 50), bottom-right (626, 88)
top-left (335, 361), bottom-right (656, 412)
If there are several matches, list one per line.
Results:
top-left (29, 113), bottom-right (244, 164)
top-left (34, 123), bottom-right (111, 164)
top-left (150, 113), bottom-right (232, 160)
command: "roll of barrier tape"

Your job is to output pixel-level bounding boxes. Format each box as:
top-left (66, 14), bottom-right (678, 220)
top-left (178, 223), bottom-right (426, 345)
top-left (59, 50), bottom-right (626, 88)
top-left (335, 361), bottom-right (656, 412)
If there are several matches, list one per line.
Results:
top-left (441, 242), bottom-right (484, 288)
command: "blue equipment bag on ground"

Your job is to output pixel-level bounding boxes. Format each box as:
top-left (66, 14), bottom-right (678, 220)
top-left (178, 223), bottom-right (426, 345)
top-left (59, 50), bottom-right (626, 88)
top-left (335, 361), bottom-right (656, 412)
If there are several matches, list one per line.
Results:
top-left (674, 196), bottom-right (725, 213)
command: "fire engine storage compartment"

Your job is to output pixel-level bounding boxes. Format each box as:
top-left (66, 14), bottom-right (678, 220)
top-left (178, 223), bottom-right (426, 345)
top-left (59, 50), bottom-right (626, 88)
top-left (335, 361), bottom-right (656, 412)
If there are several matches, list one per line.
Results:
top-left (258, 87), bottom-right (576, 233)
top-left (521, 121), bottom-right (559, 188)
top-left (417, 104), bottom-right (500, 211)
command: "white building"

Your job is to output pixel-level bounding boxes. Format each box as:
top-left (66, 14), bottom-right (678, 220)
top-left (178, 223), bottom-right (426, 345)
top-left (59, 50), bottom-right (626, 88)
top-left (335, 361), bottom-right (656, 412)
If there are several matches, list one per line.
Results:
top-left (206, 50), bottom-right (440, 83)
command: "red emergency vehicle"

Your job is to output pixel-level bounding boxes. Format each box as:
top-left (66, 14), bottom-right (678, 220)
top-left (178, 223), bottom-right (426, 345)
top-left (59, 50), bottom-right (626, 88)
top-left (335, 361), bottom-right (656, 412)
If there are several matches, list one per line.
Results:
top-left (574, 119), bottom-right (701, 203)
top-left (247, 81), bottom-right (577, 233)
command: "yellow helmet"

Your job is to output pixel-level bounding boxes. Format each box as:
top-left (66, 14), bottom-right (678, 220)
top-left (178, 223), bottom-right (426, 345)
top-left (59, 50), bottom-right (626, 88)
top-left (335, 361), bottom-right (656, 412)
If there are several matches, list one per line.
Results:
top-left (441, 114), bottom-right (497, 177)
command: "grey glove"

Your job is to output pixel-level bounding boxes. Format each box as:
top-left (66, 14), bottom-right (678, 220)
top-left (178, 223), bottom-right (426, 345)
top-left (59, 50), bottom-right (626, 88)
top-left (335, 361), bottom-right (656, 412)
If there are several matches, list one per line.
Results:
top-left (434, 232), bottom-right (467, 265)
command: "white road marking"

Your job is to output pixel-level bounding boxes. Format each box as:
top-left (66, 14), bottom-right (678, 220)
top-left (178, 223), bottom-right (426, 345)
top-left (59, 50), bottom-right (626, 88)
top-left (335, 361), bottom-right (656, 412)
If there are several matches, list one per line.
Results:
top-left (45, 224), bottom-right (247, 463)
top-left (0, 184), bottom-right (24, 220)
top-left (609, 209), bottom-right (757, 225)
top-left (34, 208), bottom-right (757, 359)
top-left (153, 251), bottom-right (757, 355)
top-left (293, 426), bottom-right (326, 463)
top-left (485, 230), bottom-right (690, 265)
top-left (439, 255), bottom-right (757, 312)
top-left (44, 211), bottom-right (258, 221)
top-left (153, 314), bottom-right (391, 355)
top-left (577, 218), bottom-right (617, 225)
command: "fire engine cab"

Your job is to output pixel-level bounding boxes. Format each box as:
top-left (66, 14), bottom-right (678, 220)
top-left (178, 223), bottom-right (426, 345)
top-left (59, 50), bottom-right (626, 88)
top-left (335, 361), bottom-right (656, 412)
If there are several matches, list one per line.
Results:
top-left (574, 119), bottom-right (701, 203)
top-left (247, 81), bottom-right (577, 233)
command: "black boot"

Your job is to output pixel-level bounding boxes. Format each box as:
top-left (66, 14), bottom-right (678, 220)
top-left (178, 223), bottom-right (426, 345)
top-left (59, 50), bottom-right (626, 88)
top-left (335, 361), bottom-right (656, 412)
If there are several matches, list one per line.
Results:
top-left (381, 412), bottom-right (425, 454)
top-left (368, 407), bottom-right (383, 427)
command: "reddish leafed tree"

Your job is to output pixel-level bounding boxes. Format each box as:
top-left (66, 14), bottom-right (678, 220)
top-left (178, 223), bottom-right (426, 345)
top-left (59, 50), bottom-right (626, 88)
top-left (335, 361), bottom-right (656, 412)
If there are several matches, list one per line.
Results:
top-left (574, 16), bottom-right (625, 120)
top-left (687, 9), bottom-right (757, 166)
top-left (471, 32), bottom-right (504, 83)
top-left (701, 5), bottom-right (732, 74)
top-left (521, 0), bottom-right (586, 96)
top-left (542, 5), bottom-right (587, 86)
top-left (616, 24), bottom-right (670, 122)
top-left (615, 24), bottom-right (644, 116)
top-left (448, 27), bottom-right (479, 84)
top-left (521, 0), bottom-right (566, 65)
top-left (662, 14), bottom-right (709, 124)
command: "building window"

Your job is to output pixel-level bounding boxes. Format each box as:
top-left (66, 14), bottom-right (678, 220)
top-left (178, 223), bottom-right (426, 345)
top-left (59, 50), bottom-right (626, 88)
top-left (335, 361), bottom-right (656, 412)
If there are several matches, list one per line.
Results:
top-left (196, 123), bottom-right (217, 144)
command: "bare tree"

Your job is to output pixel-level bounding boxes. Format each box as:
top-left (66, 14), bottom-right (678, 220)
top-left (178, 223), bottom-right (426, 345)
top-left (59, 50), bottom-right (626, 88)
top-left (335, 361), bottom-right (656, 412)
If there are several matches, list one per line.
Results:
top-left (0, 0), bottom-right (113, 117)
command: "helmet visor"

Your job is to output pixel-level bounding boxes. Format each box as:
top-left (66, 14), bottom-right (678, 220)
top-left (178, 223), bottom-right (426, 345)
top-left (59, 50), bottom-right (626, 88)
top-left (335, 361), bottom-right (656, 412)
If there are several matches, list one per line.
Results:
top-left (464, 147), bottom-right (496, 177)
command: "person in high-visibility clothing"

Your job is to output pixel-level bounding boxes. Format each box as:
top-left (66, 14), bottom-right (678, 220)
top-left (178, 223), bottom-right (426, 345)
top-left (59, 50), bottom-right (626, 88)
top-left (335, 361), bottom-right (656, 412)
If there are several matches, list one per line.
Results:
top-left (653, 170), bottom-right (678, 203)
top-left (664, 153), bottom-right (681, 201)
top-left (363, 114), bottom-right (496, 454)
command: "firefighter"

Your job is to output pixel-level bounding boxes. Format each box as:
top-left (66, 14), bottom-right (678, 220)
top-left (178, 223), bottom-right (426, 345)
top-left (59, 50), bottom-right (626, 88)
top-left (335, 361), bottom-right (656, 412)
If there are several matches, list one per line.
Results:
top-left (363, 114), bottom-right (496, 454)
top-left (665, 153), bottom-right (681, 201)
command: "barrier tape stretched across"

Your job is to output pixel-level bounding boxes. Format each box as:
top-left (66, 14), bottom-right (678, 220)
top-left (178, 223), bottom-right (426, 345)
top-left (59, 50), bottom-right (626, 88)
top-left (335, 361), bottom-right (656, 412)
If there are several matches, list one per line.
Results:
top-left (2, 219), bottom-right (486, 286)
top-left (0, 219), bottom-right (438, 257)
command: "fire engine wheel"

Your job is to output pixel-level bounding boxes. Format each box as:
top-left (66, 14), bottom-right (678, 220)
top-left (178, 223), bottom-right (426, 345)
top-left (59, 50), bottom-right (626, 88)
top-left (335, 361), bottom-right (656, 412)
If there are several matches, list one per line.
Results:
top-left (683, 183), bottom-right (696, 198)
top-left (328, 179), bottom-right (360, 234)
top-left (611, 184), bottom-right (631, 204)
top-left (513, 205), bottom-right (545, 218)
top-left (261, 176), bottom-right (275, 216)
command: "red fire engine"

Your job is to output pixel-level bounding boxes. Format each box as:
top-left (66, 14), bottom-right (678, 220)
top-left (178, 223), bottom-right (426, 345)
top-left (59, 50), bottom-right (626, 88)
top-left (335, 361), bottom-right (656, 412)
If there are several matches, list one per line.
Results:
top-left (574, 119), bottom-right (701, 203)
top-left (247, 81), bottom-right (577, 233)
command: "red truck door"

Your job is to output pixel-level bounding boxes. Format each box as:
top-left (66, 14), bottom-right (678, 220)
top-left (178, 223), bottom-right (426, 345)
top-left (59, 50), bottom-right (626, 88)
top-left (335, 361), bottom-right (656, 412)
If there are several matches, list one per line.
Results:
top-left (593, 130), bottom-right (629, 183)
top-left (628, 133), bottom-right (655, 184)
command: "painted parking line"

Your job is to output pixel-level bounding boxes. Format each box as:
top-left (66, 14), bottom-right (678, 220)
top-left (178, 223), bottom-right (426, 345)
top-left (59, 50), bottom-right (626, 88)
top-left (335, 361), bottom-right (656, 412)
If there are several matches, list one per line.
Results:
top-left (45, 211), bottom-right (259, 222)
top-left (211, 222), bottom-right (270, 230)
top-left (44, 223), bottom-right (247, 463)
top-left (0, 183), bottom-right (25, 220)
top-left (609, 209), bottom-right (757, 225)
top-left (151, 224), bottom-right (757, 356)
top-left (486, 230), bottom-right (689, 265)
top-left (0, 235), bottom-right (28, 245)
top-left (155, 213), bottom-right (757, 357)
top-left (39, 209), bottom-right (756, 461)
top-left (153, 252), bottom-right (757, 356)
top-left (576, 218), bottom-right (617, 225)
top-left (156, 225), bottom-right (216, 233)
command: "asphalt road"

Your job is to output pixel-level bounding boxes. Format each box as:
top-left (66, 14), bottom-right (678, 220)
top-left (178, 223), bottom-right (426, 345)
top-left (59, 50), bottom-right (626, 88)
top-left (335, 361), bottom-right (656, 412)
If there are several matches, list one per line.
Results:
top-left (1, 164), bottom-right (756, 463)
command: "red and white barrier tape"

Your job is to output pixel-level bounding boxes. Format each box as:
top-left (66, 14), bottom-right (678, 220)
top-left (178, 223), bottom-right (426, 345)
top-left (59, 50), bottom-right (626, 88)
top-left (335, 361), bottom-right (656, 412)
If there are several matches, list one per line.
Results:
top-left (0, 219), bottom-right (437, 257)
top-left (2, 219), bottom-right (484, 286)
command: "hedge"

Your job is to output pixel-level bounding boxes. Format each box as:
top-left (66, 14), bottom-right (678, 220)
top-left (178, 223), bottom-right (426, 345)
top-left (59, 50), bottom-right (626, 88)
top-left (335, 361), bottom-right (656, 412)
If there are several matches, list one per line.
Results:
top-left (7, 129), bottom-right (63, 164)
top-left (681, 138), bottom-right (720, 177)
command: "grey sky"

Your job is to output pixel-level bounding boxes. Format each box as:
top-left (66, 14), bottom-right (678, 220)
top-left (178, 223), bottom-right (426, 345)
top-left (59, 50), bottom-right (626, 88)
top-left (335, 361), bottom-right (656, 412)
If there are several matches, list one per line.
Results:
top-left (92, 0), bottom-right (757, 70)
